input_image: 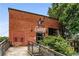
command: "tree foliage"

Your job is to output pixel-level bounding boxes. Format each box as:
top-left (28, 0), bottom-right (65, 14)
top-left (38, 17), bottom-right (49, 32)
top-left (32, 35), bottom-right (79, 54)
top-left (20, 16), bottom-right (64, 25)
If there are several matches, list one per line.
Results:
top-left (0, 36), bottom-right (8, 42)
top-left (48, 3), bottom-right (79, 34)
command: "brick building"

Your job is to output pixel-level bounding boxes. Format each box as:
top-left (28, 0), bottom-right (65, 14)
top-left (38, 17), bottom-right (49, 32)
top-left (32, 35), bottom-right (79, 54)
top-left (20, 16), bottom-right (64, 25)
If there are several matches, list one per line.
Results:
top-left (9, 8), bottom-right (62, 46)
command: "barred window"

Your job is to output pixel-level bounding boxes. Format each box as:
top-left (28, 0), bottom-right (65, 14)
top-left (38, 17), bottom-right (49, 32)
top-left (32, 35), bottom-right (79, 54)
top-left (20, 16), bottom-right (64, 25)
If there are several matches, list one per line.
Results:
top-left (14, 37), bottom-right (17, 42)
top-left (21, 37), bottom-right (23, 42)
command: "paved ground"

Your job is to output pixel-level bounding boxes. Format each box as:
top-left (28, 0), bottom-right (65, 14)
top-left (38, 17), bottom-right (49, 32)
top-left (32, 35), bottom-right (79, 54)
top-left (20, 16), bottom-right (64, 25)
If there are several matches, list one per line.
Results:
top-left (4, 46), bottom-right (30, 56)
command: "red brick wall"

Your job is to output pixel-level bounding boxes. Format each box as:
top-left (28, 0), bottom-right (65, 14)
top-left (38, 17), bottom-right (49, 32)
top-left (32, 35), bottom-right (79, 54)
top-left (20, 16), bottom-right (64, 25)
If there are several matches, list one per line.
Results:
top-left (9, 8), bottom-right (60, 46)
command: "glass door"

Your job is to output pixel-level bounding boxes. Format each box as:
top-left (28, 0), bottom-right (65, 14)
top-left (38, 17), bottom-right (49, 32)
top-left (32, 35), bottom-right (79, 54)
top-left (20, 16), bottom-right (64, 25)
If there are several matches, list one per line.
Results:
top-left (36, 32), bottom-right (43, 43)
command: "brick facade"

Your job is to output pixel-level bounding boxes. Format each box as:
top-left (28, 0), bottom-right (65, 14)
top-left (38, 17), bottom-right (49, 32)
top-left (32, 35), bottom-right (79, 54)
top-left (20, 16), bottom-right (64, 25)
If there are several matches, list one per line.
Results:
top-left (9, 8), bottom-right (61, 46)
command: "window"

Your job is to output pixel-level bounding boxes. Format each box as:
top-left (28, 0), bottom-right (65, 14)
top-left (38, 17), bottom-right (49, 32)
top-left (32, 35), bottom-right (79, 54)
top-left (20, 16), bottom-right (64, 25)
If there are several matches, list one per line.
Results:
top-left (48, 28), bottom-right (57, 36)
top-left (20, 37), bottom-right (24, 42)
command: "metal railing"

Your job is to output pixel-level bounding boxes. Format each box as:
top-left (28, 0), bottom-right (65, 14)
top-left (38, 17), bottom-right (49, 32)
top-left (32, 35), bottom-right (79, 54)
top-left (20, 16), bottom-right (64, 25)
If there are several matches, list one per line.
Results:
top-left (28, 41), bottom-right (65, 56)
top-left (39, 45), bottom-right (65, 56)
top-left (69, 40), bottom-right (79, 52)
top-left (0, 39), bottom-right (10, 56)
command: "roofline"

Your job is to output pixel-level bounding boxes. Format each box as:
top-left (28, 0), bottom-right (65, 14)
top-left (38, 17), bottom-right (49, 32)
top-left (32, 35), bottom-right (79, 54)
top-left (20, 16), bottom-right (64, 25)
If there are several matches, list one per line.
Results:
top-left (8, 8), bottom-right (58, 20)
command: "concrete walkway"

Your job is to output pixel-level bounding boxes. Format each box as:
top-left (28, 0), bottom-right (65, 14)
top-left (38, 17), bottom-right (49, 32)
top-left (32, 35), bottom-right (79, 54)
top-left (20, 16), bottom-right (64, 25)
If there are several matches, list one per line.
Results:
top-left (4, 46), bottom-right (30, 56)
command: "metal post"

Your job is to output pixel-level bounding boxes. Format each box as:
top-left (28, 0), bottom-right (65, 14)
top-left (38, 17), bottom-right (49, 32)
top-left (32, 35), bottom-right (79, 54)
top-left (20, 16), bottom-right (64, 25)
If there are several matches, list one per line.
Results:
top-left (32, 43), bottom-right (33, 54)
top-left (28, 41), bottom-right (29, 52)
top-left (57, 30), bottom-right (60, 36)
top-left (39, 45), bottom-right (41, 55)
top-left (0, 45), bottom-right (4, 56)
top-left (0, 47), bottom-right (3, 56)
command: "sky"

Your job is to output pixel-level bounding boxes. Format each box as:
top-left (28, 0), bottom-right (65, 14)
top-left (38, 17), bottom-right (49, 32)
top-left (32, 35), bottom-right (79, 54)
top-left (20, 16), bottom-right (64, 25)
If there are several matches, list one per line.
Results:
top-left (0, 3), bottom-right (51, 37)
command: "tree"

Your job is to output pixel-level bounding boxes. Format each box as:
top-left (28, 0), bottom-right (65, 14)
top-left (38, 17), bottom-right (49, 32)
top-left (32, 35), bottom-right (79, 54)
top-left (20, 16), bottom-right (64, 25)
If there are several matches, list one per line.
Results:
top-left (48, 3), bottom-right (79, 35)
top-left (0, 36), bottom-right (8, 42)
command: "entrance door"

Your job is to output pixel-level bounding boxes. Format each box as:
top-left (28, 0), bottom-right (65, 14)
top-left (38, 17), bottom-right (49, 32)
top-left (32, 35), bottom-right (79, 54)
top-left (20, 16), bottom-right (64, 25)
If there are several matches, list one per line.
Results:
top-left (36, 32), bottom-right (43, 43)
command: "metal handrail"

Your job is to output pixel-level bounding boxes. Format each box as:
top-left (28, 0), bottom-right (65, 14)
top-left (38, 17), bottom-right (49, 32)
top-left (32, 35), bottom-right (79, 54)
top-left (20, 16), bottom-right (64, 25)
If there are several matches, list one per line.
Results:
top-left (28, 41), bottom-right (65, 56)
top-left (0, 39), bottom-right (10, 56)
top-left (0, 39), bottom-right (7, 45)
top-left (39, 44), bottom-right (65, 56)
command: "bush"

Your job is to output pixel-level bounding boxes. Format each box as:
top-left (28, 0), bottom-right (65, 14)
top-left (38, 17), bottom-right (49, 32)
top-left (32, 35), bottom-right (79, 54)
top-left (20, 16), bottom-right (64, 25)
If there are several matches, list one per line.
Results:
top-left (0, 36), bottom-right (8, 42)
top-left (40, 36), bottom-right (76, 56)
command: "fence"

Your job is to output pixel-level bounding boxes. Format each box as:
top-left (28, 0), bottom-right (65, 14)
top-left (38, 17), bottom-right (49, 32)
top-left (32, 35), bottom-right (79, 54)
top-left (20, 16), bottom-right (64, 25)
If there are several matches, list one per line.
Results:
top-left (0, 39), bottom-right (10, 56)
top-left (28, 41), bottom-right (65, 56)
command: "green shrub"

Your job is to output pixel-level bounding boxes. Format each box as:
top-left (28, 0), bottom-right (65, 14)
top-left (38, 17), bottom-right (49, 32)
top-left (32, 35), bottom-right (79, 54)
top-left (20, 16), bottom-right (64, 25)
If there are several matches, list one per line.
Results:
top-left (0, 36), bottom-right (8, 42)
top-left (40, 36), bottom-right (76, 56)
